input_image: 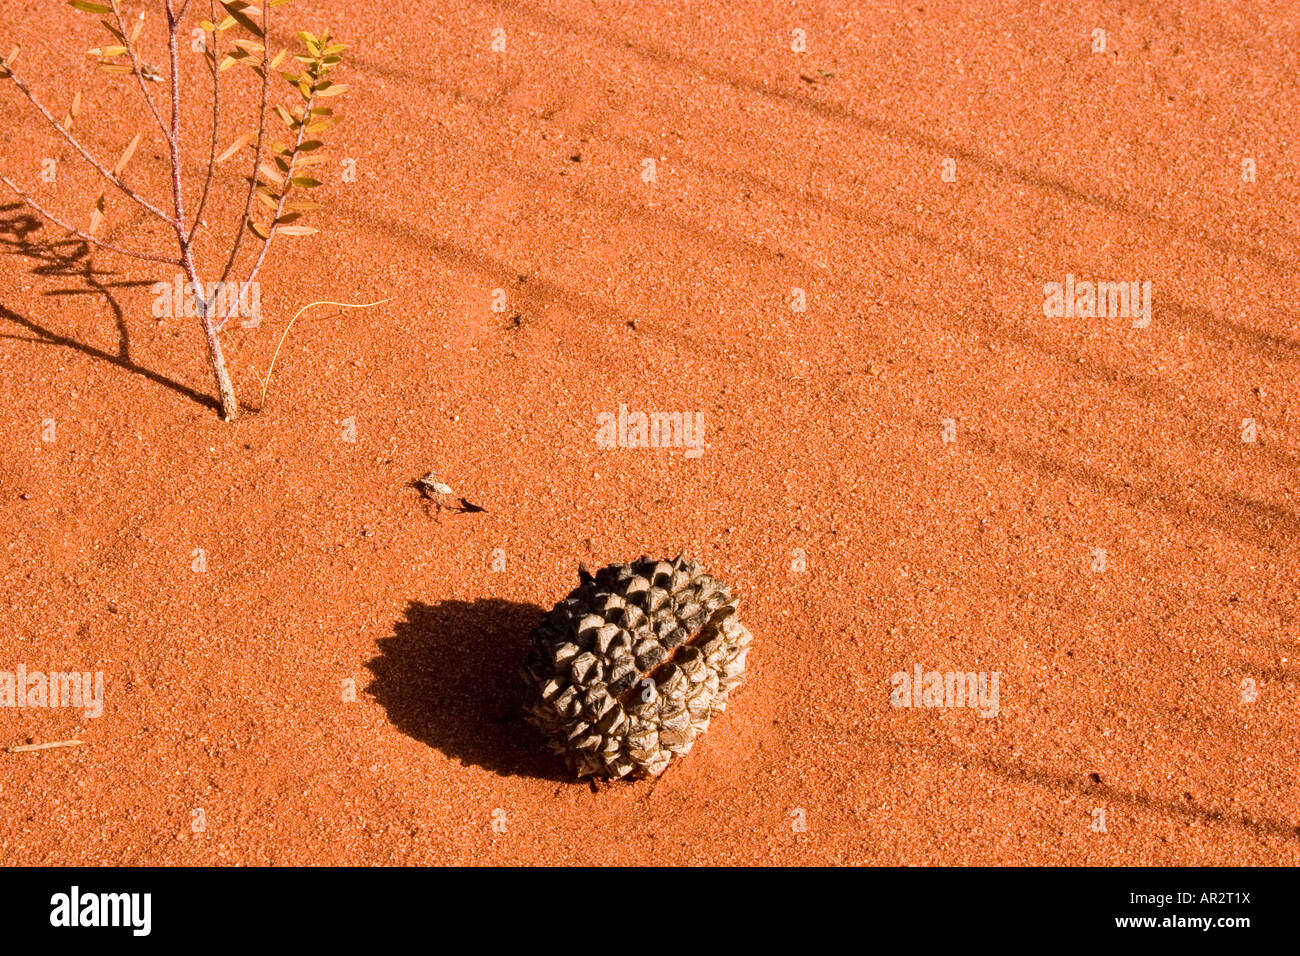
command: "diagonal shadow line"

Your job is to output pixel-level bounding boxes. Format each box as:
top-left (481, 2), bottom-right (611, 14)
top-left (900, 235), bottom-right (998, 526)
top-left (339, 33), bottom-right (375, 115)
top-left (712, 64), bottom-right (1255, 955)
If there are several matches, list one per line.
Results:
top-left (960, 428), bottom-right (1296, 554)
top-left (908, 735), bottom-right (1300, 842)
top-left (333, 203), bottom-right (641, 349)
top-left (2, 204), bottom-right (134, 362)
top-left (0, 302), bottom-right (218, 410)
top-left (1239, 660), bottom-right (1300, 686)
top-left (338, 38), bottom-right (1299, 369)
top-left (350, 191), bottom-right (1295, 556)
top-left (572, 118), bottom-right (1300, 367)
top-left (342, 171), bottom-right (1300, 506)
top-left (574, 119), bottom-right (1300, 367)
top-left (459, 138), bottom-right (1300, 486)
top-left (879, 281), bottom-right (1300, 484)
top-left (473, 0), bottom-right (1293, 273)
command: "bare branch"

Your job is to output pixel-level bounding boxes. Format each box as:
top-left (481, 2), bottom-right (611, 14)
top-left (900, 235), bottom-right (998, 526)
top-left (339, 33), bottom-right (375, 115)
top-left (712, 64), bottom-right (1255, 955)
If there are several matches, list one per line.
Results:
top-left (187, 0), bottom-right (221, 244)
top-left (164, 1), bottom-right (186, 228)
top-left (111, 1), bottom-right (172, 145)
top-left (217, 0), bottom-right (272, 288)
top-left (0, 60), bottom-right (176, 226)
top-left (0, 171), bottom-right (181, 265)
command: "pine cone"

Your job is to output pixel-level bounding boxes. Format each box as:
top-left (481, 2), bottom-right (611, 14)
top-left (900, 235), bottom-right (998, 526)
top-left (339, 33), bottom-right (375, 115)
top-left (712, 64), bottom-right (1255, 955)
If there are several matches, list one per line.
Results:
top-left (523, 555), bottom-right (753, 779)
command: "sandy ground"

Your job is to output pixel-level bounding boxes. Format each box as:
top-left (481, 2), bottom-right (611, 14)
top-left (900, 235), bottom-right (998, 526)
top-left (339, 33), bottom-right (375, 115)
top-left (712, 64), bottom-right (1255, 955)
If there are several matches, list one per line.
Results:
top-left (0, 0), bottom-right (1297, 865)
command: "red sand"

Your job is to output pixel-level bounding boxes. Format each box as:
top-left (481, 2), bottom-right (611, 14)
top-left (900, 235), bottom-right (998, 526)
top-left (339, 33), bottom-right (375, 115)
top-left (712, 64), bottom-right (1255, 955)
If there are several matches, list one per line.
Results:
top-left (0, 0), bottom-right (1297, 865)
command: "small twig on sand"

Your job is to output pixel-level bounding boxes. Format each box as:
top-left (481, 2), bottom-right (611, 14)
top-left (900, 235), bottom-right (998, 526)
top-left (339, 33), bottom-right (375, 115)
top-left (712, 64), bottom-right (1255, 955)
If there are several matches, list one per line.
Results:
top-left (5, 740), bottom-right (84, 753)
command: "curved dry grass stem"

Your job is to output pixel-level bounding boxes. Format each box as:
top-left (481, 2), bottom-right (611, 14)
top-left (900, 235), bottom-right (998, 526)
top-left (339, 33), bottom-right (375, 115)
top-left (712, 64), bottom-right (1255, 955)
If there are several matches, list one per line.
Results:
top-left (257, 298), bottom-right (392, 408)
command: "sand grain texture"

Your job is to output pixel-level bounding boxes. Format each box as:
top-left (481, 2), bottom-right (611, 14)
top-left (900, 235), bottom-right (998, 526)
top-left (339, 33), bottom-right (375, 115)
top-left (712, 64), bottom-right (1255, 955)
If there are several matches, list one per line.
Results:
top-left (0, 0), bottom-right (1297, 865)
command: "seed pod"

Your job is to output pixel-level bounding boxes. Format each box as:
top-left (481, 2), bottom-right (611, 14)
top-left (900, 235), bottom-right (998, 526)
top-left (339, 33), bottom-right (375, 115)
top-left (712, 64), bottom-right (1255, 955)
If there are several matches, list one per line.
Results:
top-left (523, 555), bottom-right (753, 779)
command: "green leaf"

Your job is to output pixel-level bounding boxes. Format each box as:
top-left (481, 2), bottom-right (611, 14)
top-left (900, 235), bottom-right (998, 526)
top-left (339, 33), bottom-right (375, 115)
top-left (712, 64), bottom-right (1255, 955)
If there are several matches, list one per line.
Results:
top-left (289, 176), bottom-right (321, 189)
top-left (296, 139), bottom-right (323, 152)
top-left (69, 1), bottom-right (112, 14)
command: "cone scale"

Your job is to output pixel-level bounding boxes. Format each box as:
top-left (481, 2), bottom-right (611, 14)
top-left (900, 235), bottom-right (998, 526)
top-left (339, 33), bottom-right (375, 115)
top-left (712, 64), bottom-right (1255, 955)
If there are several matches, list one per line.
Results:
top-left (523, 556), bottom-right (753, 779)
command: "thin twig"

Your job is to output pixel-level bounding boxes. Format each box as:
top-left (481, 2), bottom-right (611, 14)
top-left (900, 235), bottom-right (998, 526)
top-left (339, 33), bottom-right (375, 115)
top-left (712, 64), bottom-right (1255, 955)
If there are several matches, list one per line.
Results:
top-left (0, 62), bottom-right (175, 225)
top-left (164, 0), bottom-right (186, 230)
top-left (0, 171), bottom-right (180, 264)
top-left (218, 0), bottom-right (272, 289)
top-left (187, 0), bottom-right (221, 244)
top-left (111, 1), bottom-right (171, 144)
top-left (5, 740), bottom-right (84, 753)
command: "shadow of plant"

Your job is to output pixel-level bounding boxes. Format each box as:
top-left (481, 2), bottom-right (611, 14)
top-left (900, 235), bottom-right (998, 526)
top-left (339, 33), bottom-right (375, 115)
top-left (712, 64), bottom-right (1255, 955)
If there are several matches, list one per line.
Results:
top-left (0, 202), bottom-right (217, 410)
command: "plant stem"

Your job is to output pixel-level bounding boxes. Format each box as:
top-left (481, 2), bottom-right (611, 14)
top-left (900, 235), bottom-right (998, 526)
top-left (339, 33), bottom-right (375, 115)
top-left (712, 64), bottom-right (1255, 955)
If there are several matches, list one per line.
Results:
top-left (200, 308), bottom-right (240, 421)
top-left (166, 0), bottom-right (237, 420)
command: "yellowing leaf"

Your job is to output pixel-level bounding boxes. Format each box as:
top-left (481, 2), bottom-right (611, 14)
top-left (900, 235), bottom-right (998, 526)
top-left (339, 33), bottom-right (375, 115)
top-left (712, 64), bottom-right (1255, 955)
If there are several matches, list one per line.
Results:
top-left (220, 1), bottom-right (263, 36)
top-left (216, 130), bottom-right (255, 163)
top-left (257, 162), bottom-right (285, 185)
top-left (276, 225), bottom-right (316, 236)
top-left (62, 91), bottom-right (81, 130)
top-left (111, 131), bottom-right (142, 178)
top-left (88, 192), bottom-right (106, 235)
